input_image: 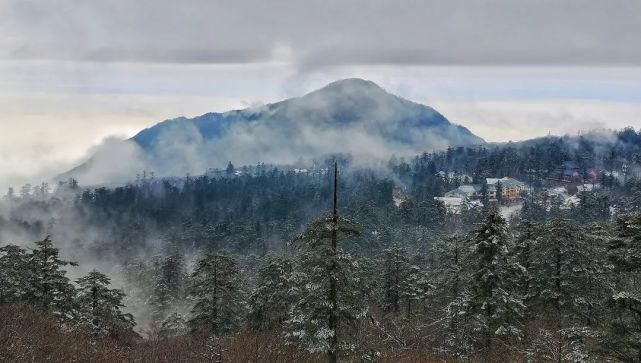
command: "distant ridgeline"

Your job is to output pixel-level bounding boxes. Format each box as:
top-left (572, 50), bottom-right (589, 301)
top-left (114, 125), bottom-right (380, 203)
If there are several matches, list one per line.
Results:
top-left (2, 127), bottom-right (639, 253)
top-left (58, 78), bottom-right (483, 186)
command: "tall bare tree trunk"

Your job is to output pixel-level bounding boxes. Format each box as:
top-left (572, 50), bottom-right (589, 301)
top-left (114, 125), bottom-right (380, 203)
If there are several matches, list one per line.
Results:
top-left (329, 161), bottom-right (339, 363)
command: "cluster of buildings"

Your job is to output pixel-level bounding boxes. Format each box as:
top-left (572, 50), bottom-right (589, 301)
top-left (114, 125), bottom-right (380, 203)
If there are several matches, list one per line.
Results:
top-left (443, 177), bottom-right (526, 202)
top-left (435, 176), bottom-right (527, 214)
top-left (548, 161), bottom-right (598, 184)
top-left (431, 160), bottom-right (614, 215)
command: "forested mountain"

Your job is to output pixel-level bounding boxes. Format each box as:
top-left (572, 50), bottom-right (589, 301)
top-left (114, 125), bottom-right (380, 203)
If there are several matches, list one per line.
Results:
top-left (134, 78), bottom-right (481, 149)
top-left (2, 128), bottom-right (641, 361)
top-left (60, 79), bottom-right (483, 186)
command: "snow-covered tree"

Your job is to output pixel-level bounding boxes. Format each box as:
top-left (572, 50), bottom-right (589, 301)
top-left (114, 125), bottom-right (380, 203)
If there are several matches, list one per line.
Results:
top-left (26, 236), bottom-right (79, 322)
top-left (0, 244), bottom-right (31, 303)
top-left (161, 248), bottom-right (188, 301)
top-left (430, 234), bottom-right (473, 356)
top-left (285, 212), bottom-right (364, 362)
top-left (150, 280), bottom-right (171, 325)
top-left (159, 311), bottom-right (189, 338)
top-left (248, 254), bottom-right (296, 330)
top-left (528, 219), bottom-right (610, 360)
top-left (380, 242), bottom-right (410, 313)
top-left (511, 219), bottom-right (541, 308)
top-left (466, 212), bottom-right (524, 348)
top-left (606, 213), bottom-right (641, 361)
top-left (399, 263), bottom-right (433, 319)
top-left (76, 270), bottom-right (135, 337)
top-left (149, 249), bottom-right (189, 325)
top-left (149, 256), bottom-right (172, 325)
top-left (377, 242), bottom-right (432, 318)
top-left (188, 252), bottom-right (246, 336)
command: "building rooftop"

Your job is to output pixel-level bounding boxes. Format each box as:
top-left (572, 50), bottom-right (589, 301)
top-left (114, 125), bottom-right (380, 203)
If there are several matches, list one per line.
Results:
top-left (486, 177), bottom-right (525, 189)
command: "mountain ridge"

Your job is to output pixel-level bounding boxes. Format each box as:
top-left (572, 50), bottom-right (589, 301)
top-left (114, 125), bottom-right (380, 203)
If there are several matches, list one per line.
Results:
top-left (61, 78), bottom-right (484, 184)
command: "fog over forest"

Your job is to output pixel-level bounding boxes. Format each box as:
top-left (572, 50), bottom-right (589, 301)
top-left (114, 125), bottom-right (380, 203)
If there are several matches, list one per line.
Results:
top-left (2, 1), bottom-right (641, 362)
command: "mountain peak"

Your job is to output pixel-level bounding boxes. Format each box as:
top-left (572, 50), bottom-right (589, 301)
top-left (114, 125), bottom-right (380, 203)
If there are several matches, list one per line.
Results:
top-left (323, 78), bottom-right (383, 90)
top-left (61, 79), bottom-right (484, 184)
top-left (306, 78), bottom-right (387, 97)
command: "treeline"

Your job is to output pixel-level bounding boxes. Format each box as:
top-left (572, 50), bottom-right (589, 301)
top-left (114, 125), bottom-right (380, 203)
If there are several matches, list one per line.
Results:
top-left (0, 161), bottom-right (397, 258)
top-left (0, 237), bottom-right (135, 338)
top-left (391, 127), bottom-right (641, 199)
top-left (140, 211), bottom-right (641, 361)
top-left (1, 129), bottom-right (641, 361)
top-left (2, 128), bottom-right (641, 257)
top-left (3, 210), bottom-right (640, 361)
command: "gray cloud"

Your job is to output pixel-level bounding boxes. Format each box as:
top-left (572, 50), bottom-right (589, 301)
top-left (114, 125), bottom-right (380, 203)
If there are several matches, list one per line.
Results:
top-left (1, 0), bottom-right (640, 67)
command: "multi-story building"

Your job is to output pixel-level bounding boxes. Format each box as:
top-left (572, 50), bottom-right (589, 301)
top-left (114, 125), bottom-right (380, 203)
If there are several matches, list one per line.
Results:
top-left (443, 177), bottom-right (525, 202)
top-left (486, 177), bottom-right (526, 201)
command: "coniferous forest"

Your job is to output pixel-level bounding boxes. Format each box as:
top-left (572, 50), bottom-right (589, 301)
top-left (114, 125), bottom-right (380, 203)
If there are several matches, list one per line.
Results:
top-left (1, 129), bottom-right (641, 362)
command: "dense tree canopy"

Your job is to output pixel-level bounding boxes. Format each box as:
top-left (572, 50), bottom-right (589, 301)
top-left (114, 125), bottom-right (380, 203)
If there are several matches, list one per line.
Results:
top-left (1, 129), bottom-right (641, 360)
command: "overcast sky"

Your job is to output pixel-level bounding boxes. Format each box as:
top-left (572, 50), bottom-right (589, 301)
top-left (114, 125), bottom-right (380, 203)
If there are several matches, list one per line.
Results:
top-left (1, 0), bottom-right (640, 189)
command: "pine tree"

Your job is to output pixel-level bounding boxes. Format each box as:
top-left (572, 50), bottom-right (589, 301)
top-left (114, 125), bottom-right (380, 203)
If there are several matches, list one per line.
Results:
top-left (512, 219), bottom-right (541, 309)
top-left (160, 311), bottom-right (188, 338)
top-left (0, 244), bottom-right (31, 303)
top-left (399, 263), bottom-right (433, 319)
top-left (149, 255), bottom-right (172, 325)
top-left (380, 242), bottom-right (410, 313)
top-left (431, 234), bottom-right (473, 356)
top-left (606, 213), bottom-right (641, 362)
top-left (188, 252), bottom-right (246, 336)
top-left (148, 248), bottom-right (188, 326)
top-left (26, 236), bottom-right (79, 322)
top-left (528, 219), bottom-right (609, 361)
top-left (285, 161), bottom-right (364, 362)
top-left (161, 248), bottom-right (188, 302)
top-left (248, 254), bottom-right (296, 330)
top-left (226, 161), bottom-right (235, 176)
top-left (76, 270), bottom-right (135, 337)
top-left (120, 257), bottom-right (153, 326)
top-left (466, 212), bottom-right (524, 349)
top-left (285, 238), bottom-right (365, 359)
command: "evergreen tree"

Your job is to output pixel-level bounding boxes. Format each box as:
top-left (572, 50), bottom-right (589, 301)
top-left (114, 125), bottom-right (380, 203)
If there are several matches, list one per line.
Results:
top-left (285, 162), bottom-right (364, 362)
top-left (26, 236), bottom-right (79, 322)
top-left (431, 234), bottom-right (473, 356)
top-left (149, 249), bottom-right (188, 325)
top-left (161, 248), bottom-right (188, 302)
top-left (159, 311), bottom-right (189, 338)
top-left (575, 191), bottom-right (610, 222)
top-left (466, 212), bottom-right (524, 348)
top-left (519, 191), bottom-right (548, 221)
top-left (248, 254), bottom-right (296, 330)
top-left (380, 242), bottom-right (410, 313)
top-left (76, 270), bottom-right (135, 337)
top-left (120, 258), bottom-right (153, 323)
top-left (226, 161), bottom-right (235, 176)
top-left (285, 229), bottom-right (365, 359)
top-left (529, 219), bottom-right (609, 361)
top-left (188, 252), bottom-right (246, 336)
top-left (620, 180), bottom-right (641, 213)
top-left (149, 255), bottom-right (172, 325)
top-left (0, 244), bottom-right (31, 303)
top-left (399, 263), bottom-right (432, 319)
top-left (606, 213), bottom-right (641, 361)
top-left (512, 219), bottom-right (541, 309)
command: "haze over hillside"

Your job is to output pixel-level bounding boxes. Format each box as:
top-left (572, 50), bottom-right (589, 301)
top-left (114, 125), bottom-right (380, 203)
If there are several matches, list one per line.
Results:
top-left (61, 78), bottom-right (483, 185)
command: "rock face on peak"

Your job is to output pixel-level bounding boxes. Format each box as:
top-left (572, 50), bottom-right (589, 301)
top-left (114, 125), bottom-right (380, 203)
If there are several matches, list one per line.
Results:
top-left (62, 79), bottom-right (484, 185)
